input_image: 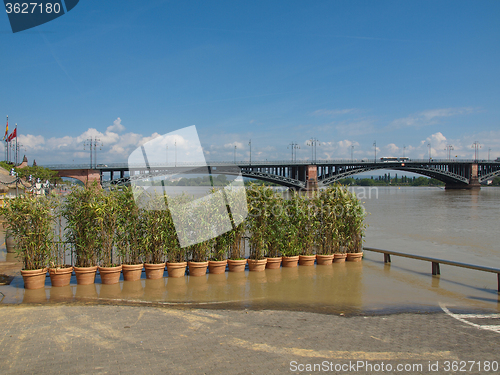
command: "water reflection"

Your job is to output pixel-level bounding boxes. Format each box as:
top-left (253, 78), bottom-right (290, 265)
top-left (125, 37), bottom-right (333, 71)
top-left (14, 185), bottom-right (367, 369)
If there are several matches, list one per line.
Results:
top-left (49, 285), bottom-right (73, 301)
top-left (75, 283), bottom-right (97, 300)
top-left (23, 288), bottom-right (47, 303)
top-left (99, 283), bottom-right (122, 300)
top-left (122, 280), bottom-right (144, 299)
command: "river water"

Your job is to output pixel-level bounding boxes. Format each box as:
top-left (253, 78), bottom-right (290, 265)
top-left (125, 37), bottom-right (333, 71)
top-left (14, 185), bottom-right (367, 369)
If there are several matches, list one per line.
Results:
top-left (1, 186), bottom-right (499, 314)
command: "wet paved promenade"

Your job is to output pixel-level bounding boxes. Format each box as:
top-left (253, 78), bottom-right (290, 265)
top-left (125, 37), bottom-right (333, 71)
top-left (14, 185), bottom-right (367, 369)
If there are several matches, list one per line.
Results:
top-left (1, 304), bottom-right (500, 374)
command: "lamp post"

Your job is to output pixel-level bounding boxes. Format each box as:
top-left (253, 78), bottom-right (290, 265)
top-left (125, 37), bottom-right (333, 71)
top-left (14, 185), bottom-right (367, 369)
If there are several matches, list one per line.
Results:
top-left (427, 143), bottom-right (432, 161)
top-left (403, 145), bottom-right (406, 158)
top-left (488, 147), bottom-right (491, 161)
top-left (248, 140), bottom-right (252, 165)
top-left (234, 145), bottom-right (237, 163)
top-left (444, 144), bottom-right (454, 160)
top-left (306, 138), bottom-right (320, 163)
top-left (373, 141), bottom-right (377, 163)
top-left (288, 142), bottom-right (300, 162)
top-left (351, 145), bottom-right (354, 162)
top-left (471, 141), bottom-right (481, 161)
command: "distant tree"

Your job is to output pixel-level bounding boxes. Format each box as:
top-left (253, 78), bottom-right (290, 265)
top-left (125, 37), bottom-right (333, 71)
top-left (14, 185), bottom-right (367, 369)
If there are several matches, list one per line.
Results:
top-left (358, 178), bottom-right (375, 186)
top-left (412, 176), bottom-right (429, 186)
top-left (14, 165), bottom-right (61, 184)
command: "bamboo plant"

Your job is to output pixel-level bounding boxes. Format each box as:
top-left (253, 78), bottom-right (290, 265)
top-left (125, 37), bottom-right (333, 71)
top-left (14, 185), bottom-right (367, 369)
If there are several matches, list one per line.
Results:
top-left (62, 182), bottom-right (101, 267)
top-left (116, 187), bottom-right (144, 265)
top-left (1, 194), bottom-right (56, 270)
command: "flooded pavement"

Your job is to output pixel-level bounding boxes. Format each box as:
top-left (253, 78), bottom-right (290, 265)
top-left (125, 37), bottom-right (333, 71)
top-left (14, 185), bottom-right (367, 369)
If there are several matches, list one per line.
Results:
top-left (1, 187), bottom-right (499, 315)
top-left (1, 257), bottom-right (499, 315)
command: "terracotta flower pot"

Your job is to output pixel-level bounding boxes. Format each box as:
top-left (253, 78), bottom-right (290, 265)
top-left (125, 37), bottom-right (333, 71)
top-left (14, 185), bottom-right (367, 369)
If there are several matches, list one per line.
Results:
top-left (188, 261), bottom-right (208, 277)
top-left (166, 262), bottom-right (187, 278)
top-left (122, 264), bottom-right (144, 281)
top-left (98, 265), bottom-right (122, 285)
top-left (316, 254), bottom-right (334, 265)
top-left (299, 255), bottom-right (316, 266)
top-left (227, 259), bottom-right (247, 272)
top-left (49, 266), bottom-right (73, 287)
top-left (21, 268), bottom-right (47, 290)
top-left (247, 258), bottom-right (267, 272)
top-left (333, 253), bottom-right (347, 263)
top-left (282, 255), bottom-right (299, 268)
top-left (74, 266), bottom-right (97, 285)
top-left (346, 252), bottom-right (363, 262)
top-left (208, 260), bottom-right (227, 274)
top-left (144, 263), bottom-right (166, 280)
top-left (265, 257), bottom-right (282, 269)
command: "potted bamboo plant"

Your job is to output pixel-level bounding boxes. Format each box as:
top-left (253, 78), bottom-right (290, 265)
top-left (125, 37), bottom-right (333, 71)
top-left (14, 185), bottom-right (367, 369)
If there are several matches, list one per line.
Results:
top-left (48, 202), bottom-right (73, 287)
top-left (142, 193), bottom-right (168, 279)
top-left (227, 223), bottom-right (246, 272)
top-left (224, 184), bottom-right (248, 272)
top-left (165, 203), bottom-right (187, 278)
top-left (295, 193), bottom-right (319, 266)
top-left (280, 194), bottom-right (302, 267)
top-left (63, 182), bottom-right (101, 285)
top-left (96, 188), bottom-right (122, 285)
top-left (265, 191), bottom-right (283, 269)
top-left (344, 189), bottom-right (366, 262)
top-left (246, 184), bottom-right (269, 271)
top-left (209, 232), bottom-right (229, 274)
top-left (333, 187), bottom-right (349, 263)
top-left (315, 186), bottom-right (337, 265)
top-left (116, 187), bottom-right (144, 281)
top-left (1, 194), bottom-right (54, 289)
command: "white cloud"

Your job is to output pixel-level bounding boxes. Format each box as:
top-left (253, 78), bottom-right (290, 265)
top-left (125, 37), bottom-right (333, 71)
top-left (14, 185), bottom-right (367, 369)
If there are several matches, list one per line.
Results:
top-left (391, 107), bottom-right (476, 128)
top-left (385, 143), bottom-right (399, 154)
top-left (106, 117), bottom-right (125, 133)
top-left (18, 134), bottom-right (45, 150)
top-left (224, 141), bottom-right (244, 149)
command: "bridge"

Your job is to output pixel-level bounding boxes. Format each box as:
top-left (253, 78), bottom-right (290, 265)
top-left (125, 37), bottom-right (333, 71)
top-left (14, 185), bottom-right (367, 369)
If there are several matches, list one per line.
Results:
top-left (46, 159), bottom-right (500, 190)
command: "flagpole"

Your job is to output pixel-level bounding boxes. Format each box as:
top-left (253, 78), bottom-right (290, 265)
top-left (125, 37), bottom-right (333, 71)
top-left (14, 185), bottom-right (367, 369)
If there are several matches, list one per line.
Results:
top-left (4, 115), bottom-right (7, 162)
top-left (15, 123), bottom-right (18, 165)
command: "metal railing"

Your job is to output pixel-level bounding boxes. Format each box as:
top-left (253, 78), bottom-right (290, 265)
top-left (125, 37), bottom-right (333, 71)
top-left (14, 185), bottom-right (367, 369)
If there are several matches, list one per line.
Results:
top-left (363, 246), bottom-right (500, 293)
top-left (42, 159), bottom-right (500, 170)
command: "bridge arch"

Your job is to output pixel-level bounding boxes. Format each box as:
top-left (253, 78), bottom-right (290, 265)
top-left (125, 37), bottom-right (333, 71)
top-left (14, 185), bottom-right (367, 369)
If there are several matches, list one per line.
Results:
top-left (56, 169), bottom-right (101, 186)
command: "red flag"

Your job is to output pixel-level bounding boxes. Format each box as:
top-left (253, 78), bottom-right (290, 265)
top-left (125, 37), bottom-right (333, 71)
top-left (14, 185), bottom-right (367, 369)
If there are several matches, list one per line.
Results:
top-left (3, 116), bottom-right (7, 140)
top-left (7, 128), bottom-right (16, 142)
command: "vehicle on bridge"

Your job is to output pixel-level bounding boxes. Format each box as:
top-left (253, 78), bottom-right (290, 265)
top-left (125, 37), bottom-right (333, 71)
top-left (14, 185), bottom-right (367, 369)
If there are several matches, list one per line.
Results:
top-left (380, 157), bottom-right (409, 162)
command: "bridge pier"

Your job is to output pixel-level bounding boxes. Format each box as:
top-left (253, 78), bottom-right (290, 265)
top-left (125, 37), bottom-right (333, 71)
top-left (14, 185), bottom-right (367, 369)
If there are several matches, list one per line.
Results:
top-left (305, 165), bottom-right (318, 191)
top-left (445, 163), bottom-right (481, 190)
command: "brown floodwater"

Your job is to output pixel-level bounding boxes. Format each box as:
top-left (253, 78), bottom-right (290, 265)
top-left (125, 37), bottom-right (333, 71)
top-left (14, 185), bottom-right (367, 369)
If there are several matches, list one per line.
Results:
top-left (1, 186), bottom-right (499, 315)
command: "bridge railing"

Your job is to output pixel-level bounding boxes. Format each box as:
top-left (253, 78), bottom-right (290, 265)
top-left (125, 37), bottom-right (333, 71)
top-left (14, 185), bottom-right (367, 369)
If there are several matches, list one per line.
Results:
top-left (363, 246), bottom-right (500, 293)
top-left (43, 159), bottom-right (499, 170)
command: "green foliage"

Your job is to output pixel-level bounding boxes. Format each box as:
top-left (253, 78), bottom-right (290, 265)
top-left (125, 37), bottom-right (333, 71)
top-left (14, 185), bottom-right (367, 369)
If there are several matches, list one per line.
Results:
top-left (63, 182), bottom-right (107, 267)
top-left (1, 194), bottom-right (56, 270)
top-left (246, 184), bottom-right (273, 259)
top-left (115, 187), bottom-right (144, 264)
top-left (15, 165), bottom-right (61, 183)
top-left (139, 193), bottom-right (170, 264)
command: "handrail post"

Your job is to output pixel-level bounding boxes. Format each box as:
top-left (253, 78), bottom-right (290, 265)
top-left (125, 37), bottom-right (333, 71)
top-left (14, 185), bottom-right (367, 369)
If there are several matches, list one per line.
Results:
top-left (432, 262), bottom-right (440, 275)
top-left (384, 253), bottom-right (391, 263)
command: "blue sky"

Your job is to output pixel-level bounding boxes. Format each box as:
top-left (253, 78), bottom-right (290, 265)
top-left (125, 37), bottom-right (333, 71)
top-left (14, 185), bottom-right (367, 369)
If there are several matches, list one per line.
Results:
top-left (1, 0), bottom-right (499, 165)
